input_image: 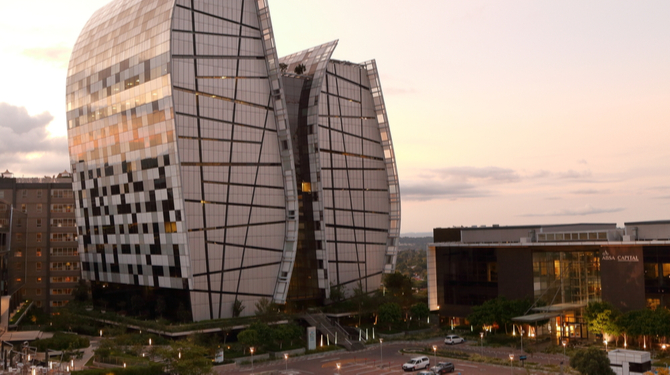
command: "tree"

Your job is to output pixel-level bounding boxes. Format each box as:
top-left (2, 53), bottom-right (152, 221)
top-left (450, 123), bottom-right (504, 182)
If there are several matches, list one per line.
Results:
top-left (467, 297), bottom-right (532, 334)
top-left (411, 302), bottom-right (430, 321)
top-left (351, 282), bottom-right (373, 327)
top-left (279, 63), bottom-right (288, 73)
top-left (272, 323), bottom-right (302, 349)
top-left (570, 347), bottom-right (615, 375)
top-left (329, 283), bottom-right (346, 302)
top-left (294, 64), bottom-right (306, 75)
top-left (591, 309), bottom-right (621, 343)
top-left (378, 302), bottom-right (402, 330)
top-left (232, 299), bottom-right (245, 318)
top-left (237, 329), bottom-right (260, 350)
top-left (156, 341), bottom-right (212, 375)
top-left (73, 279), bottom-right (89, 301)
top-left (255, 297), bottom-right (280, 322)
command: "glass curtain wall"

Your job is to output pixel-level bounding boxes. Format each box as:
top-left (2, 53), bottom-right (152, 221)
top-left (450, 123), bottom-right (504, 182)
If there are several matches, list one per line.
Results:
top-left (533, 250), bottom-right (601, 305)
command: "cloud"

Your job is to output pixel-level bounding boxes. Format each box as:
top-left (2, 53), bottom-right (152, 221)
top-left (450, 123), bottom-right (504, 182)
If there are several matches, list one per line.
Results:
top-left (21, 46), bottom-right (71, 68)
top-left (520, 205), bottom-right (625, 217)
top-left (0, 102), bottom-right (69, 176)
top-left (570, 188), bottom-right (610, 195)
top-left (556, 169), bottom-right (592, 179)
top-left (430, 166), bottom-right (521, 183)
top-left (401, 181), bottom-right (491, 201)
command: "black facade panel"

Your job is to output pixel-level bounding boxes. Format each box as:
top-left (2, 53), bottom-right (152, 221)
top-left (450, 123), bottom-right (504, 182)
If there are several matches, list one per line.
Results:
top-left (496, 247), bottom-right (534, 301)
top-left (600, 246), bottom-right (645, 312)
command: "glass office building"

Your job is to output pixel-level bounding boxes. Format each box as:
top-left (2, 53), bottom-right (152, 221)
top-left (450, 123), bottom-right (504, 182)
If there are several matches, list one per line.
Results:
top-left (66, 0), bottom-right (399, 320)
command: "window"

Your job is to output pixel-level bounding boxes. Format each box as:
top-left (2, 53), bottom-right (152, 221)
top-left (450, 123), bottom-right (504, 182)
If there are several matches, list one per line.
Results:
top-left (51, 301), bottom-right (69, 307)
top-left (36, 190), bottom-right (42, 198)
top-left (37, 277), bottom-right (42, 283)
top-left (36, 248), bottom-right (42, 257)
top-left (51, 276), bottom-right (79, 283)
top-left (36, 262), bottom-right (42, 271)
top-left (35, 301), bottom-right (42, 308)
top-left (51, 190), bottom-right (74, 199)
top-left (50, 233), bottom-right (76, 242)
top-left (51, 204), bottom-right (74, 213)
top-left (51, 288), bottom-right (73, 295)
top-left (302, 182), bottom-right (312, 193)
top-left (15, 233), bottom-right (23, 241)
top-left (164, 222), bottom-right (177, 233)
top-left (21, 204), bottom-right (26, 213)
top-left (36, 233), bottom-right (42, 243)
top-left (50, 248), bottom-right (78, 257)
top-left (17, 219), bottom-right (22, 228)
top-left (36, 204), bottom-right (42, 213)
top-left (0, 203), bottom-right (6, 212)
top-left (52, 218), bottom-right (77, 227)
top-left (50, 262), bottom-right (79, 271)
top-left (36, 219), bottom-right (42, 228)
top-left (15, 251), bottom-right (22, 258)
top-left (21, 190), bottom-right (27, 198)
top-left (36, 288), bottom-right (41, 296)
top-left (0, 191), bottom-right (3, 198)
top-left (0, 218), bottom-right (7, 228)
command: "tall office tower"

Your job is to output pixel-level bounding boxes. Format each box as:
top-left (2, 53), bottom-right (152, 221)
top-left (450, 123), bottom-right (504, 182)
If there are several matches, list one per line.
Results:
top-left (280, 43), bottom-right (401, 302)
top-left (0, 171), bottom-right (80, 314)
top-left (66, 0), bottom-right (399, 320)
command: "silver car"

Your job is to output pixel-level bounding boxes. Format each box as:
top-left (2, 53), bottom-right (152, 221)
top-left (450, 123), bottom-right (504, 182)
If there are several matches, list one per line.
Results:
top-left (444, 334), bottom-right (465, 345)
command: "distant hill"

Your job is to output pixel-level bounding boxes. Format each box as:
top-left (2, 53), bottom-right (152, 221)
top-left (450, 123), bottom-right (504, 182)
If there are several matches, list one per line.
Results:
top-left (398, 236), bottom-right (433, 251)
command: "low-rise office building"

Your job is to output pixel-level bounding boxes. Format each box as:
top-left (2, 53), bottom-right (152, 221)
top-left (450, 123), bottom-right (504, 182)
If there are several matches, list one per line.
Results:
top-left (427, 221), bottom-right (670, 339)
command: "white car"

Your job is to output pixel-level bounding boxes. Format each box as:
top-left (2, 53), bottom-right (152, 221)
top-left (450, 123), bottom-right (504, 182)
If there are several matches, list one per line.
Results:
top-left (444, 334), bottom-right (465, 345)
top-left (402, 356), bottom-right (430, 371)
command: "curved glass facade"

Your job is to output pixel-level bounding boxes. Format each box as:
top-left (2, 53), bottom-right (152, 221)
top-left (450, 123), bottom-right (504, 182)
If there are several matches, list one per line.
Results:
top-left (67, 0), bottom-right (399, 320)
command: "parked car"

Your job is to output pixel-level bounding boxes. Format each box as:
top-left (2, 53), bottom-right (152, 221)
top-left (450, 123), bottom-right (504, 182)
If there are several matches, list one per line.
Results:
top-left (402, 356), bottom-right (430, 371)
top-left (444, 334), bottom-right (465, 345)
top-left (417, 371), bottom-right (436, 375)
top-left (432, 361), bottom-right (455, 374)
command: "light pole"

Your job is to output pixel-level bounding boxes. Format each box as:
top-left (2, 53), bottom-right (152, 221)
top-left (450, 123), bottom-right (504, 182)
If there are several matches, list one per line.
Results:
top-left (519, 326), bottom-right (524, 352)
top-left (250, 347), bottom-right (254, 369)
top-left (562, 340), bottom-right (567, 358)
top-left (604, 339), bottom-right (608, 352)
top-left (336, 362), bottom-right (341, 374)
top-left (480, 332), bottom-right (484, 354)
top-left (509, 353), bottom-right (514, 374)
top-left (380, 338), bottom-right (383, 365)
top-left (284, 353), bottom-right (288, 371)
top-left (432, 345), bottom-right (437, 366)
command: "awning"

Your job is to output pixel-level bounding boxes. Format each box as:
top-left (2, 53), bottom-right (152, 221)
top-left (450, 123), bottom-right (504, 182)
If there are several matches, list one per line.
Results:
top-left (512, 312), bottom-right (561, 323)
top-left (531, 302), bottom-right (587, 313)
top-left (0, 331), bottom-right (53, 342)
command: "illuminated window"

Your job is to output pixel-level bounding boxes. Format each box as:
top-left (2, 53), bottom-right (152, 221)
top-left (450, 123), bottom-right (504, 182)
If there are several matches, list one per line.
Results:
top-left (164, 222), bottom-right (177, 233)
top-left (21, 204), bottom-right (26, 213)
top-left (36, 248), bottom-right (42, 257)
top-left (37, 277), bottom-right (42, 283)
top-left (647, 298), bottom-right (661, 310)
top-left (302, 182), bottom-right (311, 193)
top-left (36, 233), bottom-right (42, 243)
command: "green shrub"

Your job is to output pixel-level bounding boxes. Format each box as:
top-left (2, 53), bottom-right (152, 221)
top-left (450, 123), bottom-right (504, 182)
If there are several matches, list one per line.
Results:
top-left (33, 333), bottom-right (90, 351)
top-left (73, 363), bottom-right (163, 375)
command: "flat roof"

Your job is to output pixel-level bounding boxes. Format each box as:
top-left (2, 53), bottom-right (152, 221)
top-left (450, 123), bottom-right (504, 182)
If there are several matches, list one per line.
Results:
top-left (625, 220), bottom-right (670, 226)
top-left (429, 240), bottom-right (670, 248)
top-left (435, 223), bottom-right (616, 231)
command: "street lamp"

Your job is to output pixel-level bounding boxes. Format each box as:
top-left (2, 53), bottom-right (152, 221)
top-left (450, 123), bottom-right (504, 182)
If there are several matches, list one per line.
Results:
top-left (250, 347), bottom-right (255, 369)
top-left (284, 353), bottom-right (288, 371)
top-left (509, 353), bottom-right (514, 375)
top-left (562, 340), bottom-right (567, 358)
top-left (380, 338), bottom-right (384, 365)
top-left (432, 345), bottom-right (437, 366)
top-left (336, 363), bottom-right (341, 374)
top-left (149, 338), bottom-right (152, 346)
top-left (604, 339), bottom-right (608, 352)
top-left (99, 330), bottom-right (103, 337)
top-left (480, 332), bottom-right (484, 354)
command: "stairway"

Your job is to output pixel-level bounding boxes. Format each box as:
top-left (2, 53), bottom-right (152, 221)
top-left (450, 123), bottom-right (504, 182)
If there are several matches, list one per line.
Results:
top-left (302, 312), bottom-right (365, 351)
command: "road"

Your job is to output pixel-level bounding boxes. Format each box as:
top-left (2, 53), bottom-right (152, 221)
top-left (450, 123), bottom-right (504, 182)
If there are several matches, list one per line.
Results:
top-left (214, 338), bottom-right (568, 375)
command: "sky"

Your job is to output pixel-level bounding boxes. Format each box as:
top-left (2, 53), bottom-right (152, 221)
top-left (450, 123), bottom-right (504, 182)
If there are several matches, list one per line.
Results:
top-left (1, 0), bottom-right (670, 236)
